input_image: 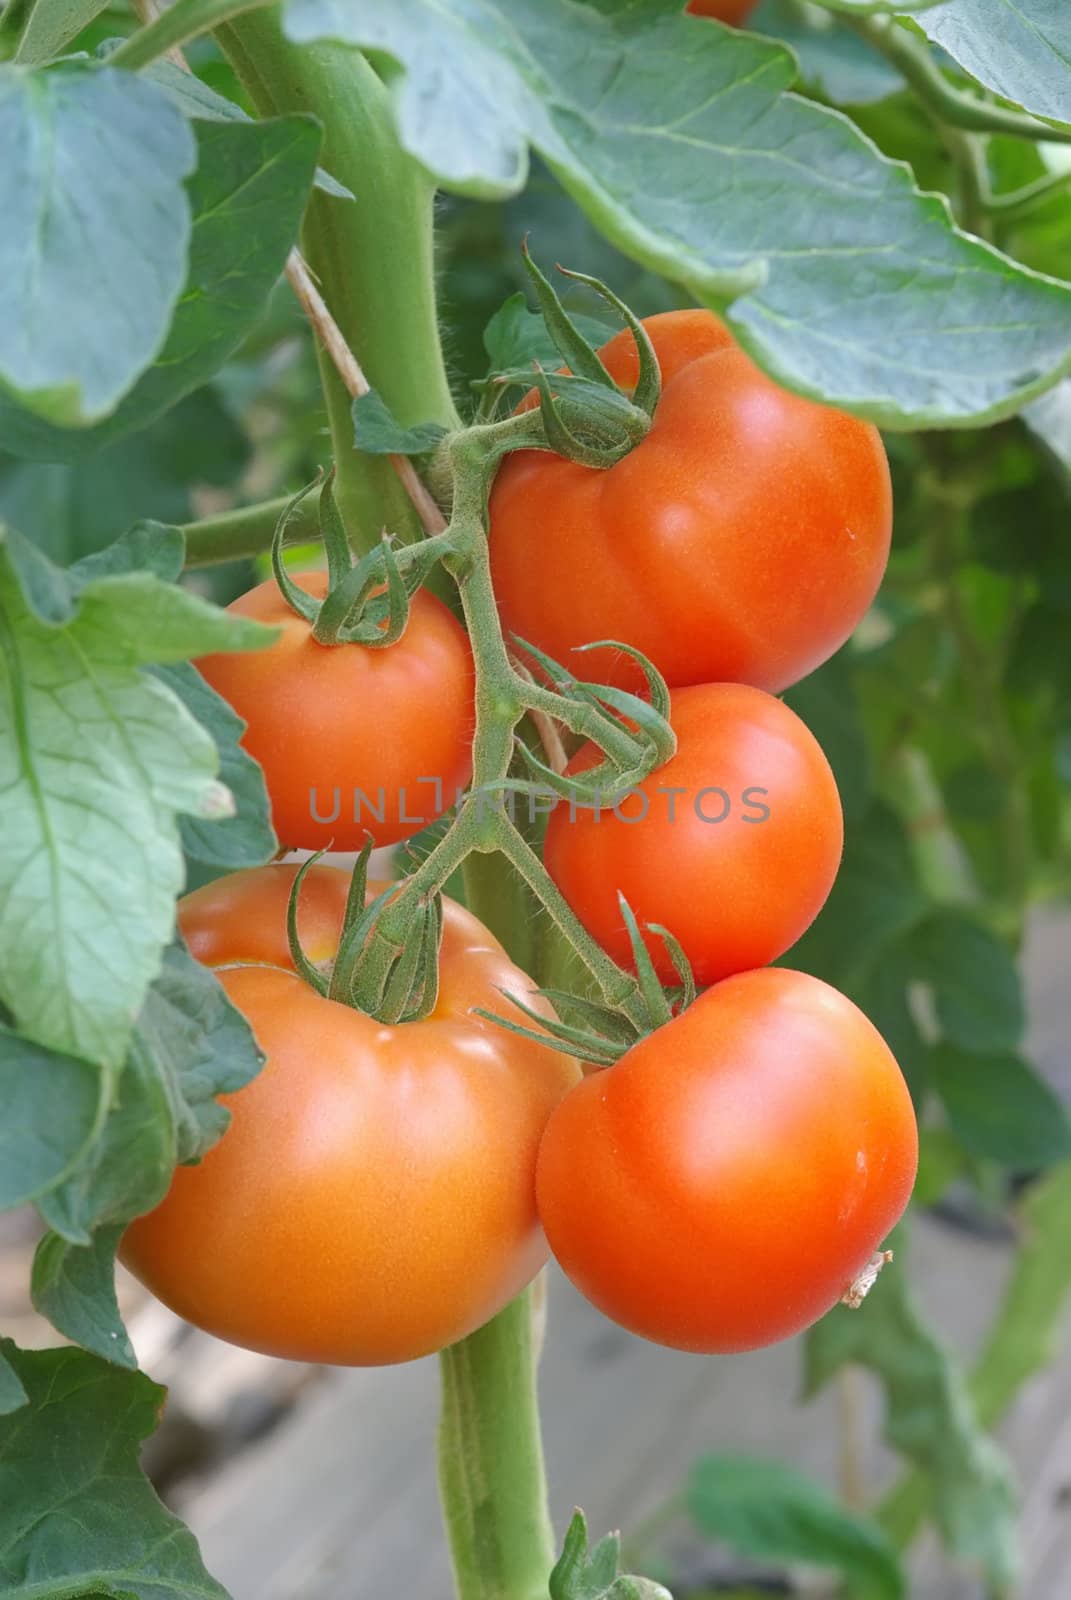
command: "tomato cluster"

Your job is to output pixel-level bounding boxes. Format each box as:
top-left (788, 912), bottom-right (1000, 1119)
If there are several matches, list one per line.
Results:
top-left (123, 309), bottom-right (915, 1365)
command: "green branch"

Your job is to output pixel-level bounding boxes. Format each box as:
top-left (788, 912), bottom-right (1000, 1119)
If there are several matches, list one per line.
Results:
top-left (181, 495), bottom-right (319, 567)
top-left (853, 17), bottom-right (1071, 146)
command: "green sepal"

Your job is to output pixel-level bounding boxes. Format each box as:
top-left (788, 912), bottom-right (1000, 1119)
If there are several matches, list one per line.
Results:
top-left (618, 895), bottom-right (673, 1030)
top-left (575, 639), bottom-right (672, 724)
top-left (270, 479), bottom-right (321, 624)
top-left (521, 241), bottom-right (613, 388)
top-left (555, 264), bottom-right (662, 418)
top-left (646, 923), bottom-right (696, 1011)
top-left (318, 467), bottom-right (352, 588)
top-left (473, 1001), bottom-right (620, 1068)
top-left (285, 849), bottom-right (331, 996)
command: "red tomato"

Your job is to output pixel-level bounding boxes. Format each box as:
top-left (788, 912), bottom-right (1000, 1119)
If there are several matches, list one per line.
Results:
top-left (687, 0), bottom-right (759, 24)
top-left (543, 682), bottom-right (842, 987)
top-left (537, 967), bottom-right (918, 1353)
top-left (489, 311), bottom-right (891, 695)
top-left (196, 571), bottom-right (474, 850)
top-left (121, 865), bottom-right (579, 1366)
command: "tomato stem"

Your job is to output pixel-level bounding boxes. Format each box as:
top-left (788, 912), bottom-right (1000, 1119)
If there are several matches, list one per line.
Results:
top-left (438, 1286), bottom-right (556, 1600)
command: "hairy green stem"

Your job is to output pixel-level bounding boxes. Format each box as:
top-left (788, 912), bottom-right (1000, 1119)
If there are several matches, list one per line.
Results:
top-left (852, 16), bottom-right (1071, 146)
top-left (181, 494), bottom-right (318, 566)
top-left (218, 12), bottom-right (458, 550)
top-left (439, 1289), bottom-right (556, 1600)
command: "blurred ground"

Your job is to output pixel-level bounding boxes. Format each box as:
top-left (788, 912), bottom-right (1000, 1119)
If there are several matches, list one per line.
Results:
top-left (2, 907), bottom-right (1068, 1598)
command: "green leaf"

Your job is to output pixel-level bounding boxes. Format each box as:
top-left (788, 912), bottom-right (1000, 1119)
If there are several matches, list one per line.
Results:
top-left (783, 801), bottom-right (926, 988)
top-left (0, 1027), bottom-right (105, 1211)
top-left (914, 0), bottom-right (1071, 128)
top-left (32, 1224), bottom-right (133, 1369)
top-left (783, 648), bottom-right (870, 822)
top-left (803, 1223), bottom-right (1019, 1588)
top-left (751, 0), bottom-right (903, 105)
top-left (483, 293), bottom-right (617, 378)
top-left (0, 1351), bottom-right (27, 1417)
top-left (0, 525), bottom-right (273, 1069)
top-left (284, 0), bottom-right (1071, 427)
top-left (910, 911), bottom-right (1024, 1054)
top-left (0, 61), bottom-right (195, 424)
top-left (144, 54), bottom-right (352, 199)
top-left (932, 1043), bottom-right (1071, 1168)
top-left (852, 942), bottom-right (930, 1105)
top-left (0, 386), bottom-right (250, 564)
top-left (154, 660), bottom-right (278, 867)
top-left (353, 389), bottom-right (450, 455)
top-left (685, 1454), bottom-right (904, 1600)
top-left (0, 1340), bottom-right (230, 1599)
top-left (0, 112), bottom-right (321, 461)
top-left (1025, 379), bottom-right (1071, 474)
top-left (34, 939), bottom-right (264, 1359)
top-left (14, 0), bottom-right (111, 63)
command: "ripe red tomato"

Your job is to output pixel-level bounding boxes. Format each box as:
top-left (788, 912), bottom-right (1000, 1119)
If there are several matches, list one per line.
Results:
top-left (687, 0), bottom-right (759, 24)
top-left (543, 682), bottom-right (842, 987)
top-left (121, 865), bottom-right (579, 1366)
top-left (537, 967), bottom-right (918, 1353)
top-left (196, 571), bottom-right (474, 850)
top-left (488, 311), bottom-right (891, 695)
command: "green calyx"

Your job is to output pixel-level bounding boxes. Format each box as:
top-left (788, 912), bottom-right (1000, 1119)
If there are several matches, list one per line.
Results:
top-left (286, 844), bottom-right (444, 1024)
top-left (475, 893), bottom-right (697, 1069)
top-left (271, 468), bottom-right (454, 647)
top-left (481, 244), bottom-right (662, 470)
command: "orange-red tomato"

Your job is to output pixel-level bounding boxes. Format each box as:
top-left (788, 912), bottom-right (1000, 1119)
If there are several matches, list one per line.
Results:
top-left (543, 682), bottom-right (843, 987)
top-left (537, 967), bottom-right (918, 1353)
top-left (121, 865), bottom-right (579, 1366)
top-left (196, 571), bottom-right (474, 851)
top-left (488, 311), bottom-right (891, 695)
top-left (687, 0), bottom-right (759, 25)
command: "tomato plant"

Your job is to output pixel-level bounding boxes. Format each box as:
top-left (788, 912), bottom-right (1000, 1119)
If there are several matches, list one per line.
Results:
top-left (544, 681), bottom-right (843, 985)
top-left (197, 570), bottom-right (474, 850)
top-left (489, 311), bottom-right (892, 694)
top-left (122, 864), bottom-right (579, 1364)
top-left (537, 967), bottom-right (918, 1353)
top-left (1, 4), bottom-right (1069, 1600)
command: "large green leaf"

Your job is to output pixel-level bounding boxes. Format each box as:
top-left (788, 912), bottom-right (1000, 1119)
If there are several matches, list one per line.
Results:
top-left (910, 910), bottom-right (1024, 1053)
top-left (0, 1352), bottom-right (26, 1417)
top-left (0, 1028), bottom-right (105, 1212)
top-left (284, 0), bottom-right (1071, 426)
top-left (686, 1455), bottom-right (903, 1599)
top-left (914, 0), bottom-right (1071, 129)
top-left (34, 939), bottom-right (264, 1362)
top-left (932, 1043), bottom-right (1071, 1168)
top-left (0, 111), bottom-right (320, 461)
top-left (0, 1341), bottom-right (230, 1599)
top-left (803, 1224), bottom-right (1018, 1588)
top-left (0, 61), bottom-right (195, 425)
top-left (0, 525), bottom-right (273, 1070)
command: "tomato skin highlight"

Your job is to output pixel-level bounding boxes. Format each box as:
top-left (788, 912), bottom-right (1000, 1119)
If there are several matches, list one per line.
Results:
top-left (196, 571), bottom-right (475, 851)
top-left (488, 310), bottom-right (891, 695)
top-left (120, 865), bottom-right (580, 1367)
top-left (687, 0), bottom-right (759, 25)
top-left (537, 967), bottom-right (918, 1354)
top-left (543, 682), bottom-right (843, 987)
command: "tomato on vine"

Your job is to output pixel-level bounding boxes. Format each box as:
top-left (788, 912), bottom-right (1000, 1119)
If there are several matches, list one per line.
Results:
top-left (197, 571), bottom-right (474, 851)
top-left (121, 865), bottom-right (580, 1366)
top-left (537, 967), bottom-right (918, 1354)
top-left (489, 310), bottom-right (892, 695)
top-left (543, 681), bottom-right (843, 987)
